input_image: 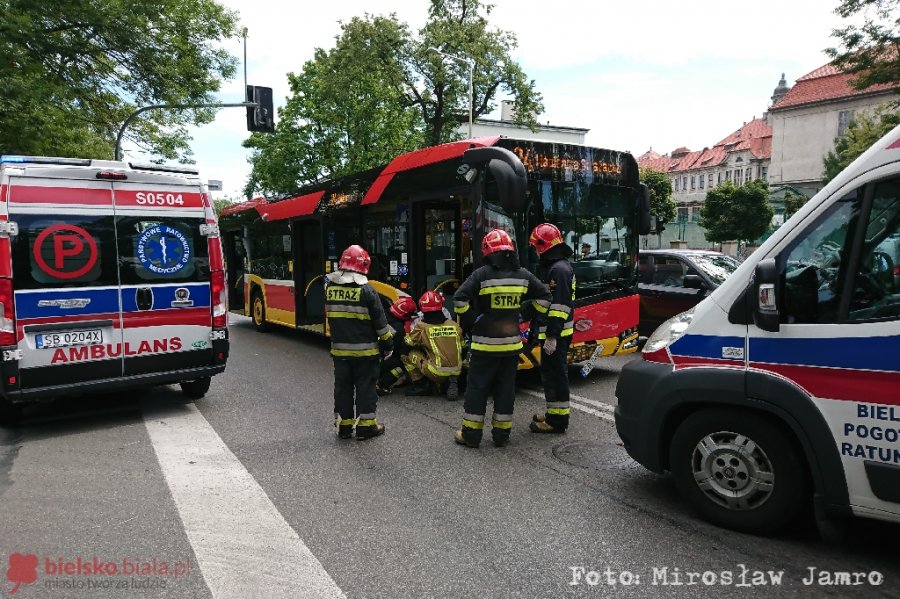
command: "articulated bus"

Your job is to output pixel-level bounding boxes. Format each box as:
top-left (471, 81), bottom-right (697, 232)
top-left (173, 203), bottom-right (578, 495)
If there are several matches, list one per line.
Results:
top-left (218, 136), bottom-right (651, 370)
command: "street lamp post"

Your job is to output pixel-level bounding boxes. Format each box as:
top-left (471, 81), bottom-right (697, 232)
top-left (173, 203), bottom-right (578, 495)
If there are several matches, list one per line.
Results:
top-left (429, 47), bottom-right (474, 139)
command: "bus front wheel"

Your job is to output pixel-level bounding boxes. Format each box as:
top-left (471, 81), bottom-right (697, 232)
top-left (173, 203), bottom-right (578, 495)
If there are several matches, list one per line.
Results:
top-left (251, 290), bottom-right (270, 332)
top-left (669, 407), bottom-right (806, 535)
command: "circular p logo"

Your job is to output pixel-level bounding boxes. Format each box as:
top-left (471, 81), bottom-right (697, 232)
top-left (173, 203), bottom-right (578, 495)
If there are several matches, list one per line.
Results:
top-left (33, 224), bottom-right (98, 280)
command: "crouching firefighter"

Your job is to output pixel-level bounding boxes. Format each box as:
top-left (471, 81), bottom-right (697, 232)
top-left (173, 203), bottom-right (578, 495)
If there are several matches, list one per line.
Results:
top-left (377, 296), bottom-right (419, 396)
top-left (402, 290), bottom-right (463, 400)
top-left (528, 223), bottom-right (575, 434)
top-left (327, 245), bottom-right (394, 440)
top-left (452, 229), bottom-right (552, 448)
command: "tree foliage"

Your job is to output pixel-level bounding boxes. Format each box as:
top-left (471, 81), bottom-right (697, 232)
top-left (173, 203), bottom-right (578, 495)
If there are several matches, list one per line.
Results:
top-left (783, 191), bottom-right (810, 219)
top-left (826, 0), bottom-right (900, 95)
top-left (243, 0), bottom-right (543, 197)
top-left (823, 105), bottom-right (900, 183)
top-left (0, 0), bottom-right (239, 161)
top-left (639, 168), bottom-right (677, 228)
top-left (699, 179), bottom-right (774, 244)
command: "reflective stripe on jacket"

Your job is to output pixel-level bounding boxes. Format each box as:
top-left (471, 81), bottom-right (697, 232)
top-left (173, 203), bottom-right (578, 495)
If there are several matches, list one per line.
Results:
top-left (538, 259), bottom-right (575, 340)
top-left (326, 282), bottom-right (392, 359)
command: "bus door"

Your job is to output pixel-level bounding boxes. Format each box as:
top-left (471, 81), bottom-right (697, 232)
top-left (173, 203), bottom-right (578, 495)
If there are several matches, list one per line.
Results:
top-left (293, 219), bottom-right (325, 327)
top-left (411, 199), bottom-right (461, 302)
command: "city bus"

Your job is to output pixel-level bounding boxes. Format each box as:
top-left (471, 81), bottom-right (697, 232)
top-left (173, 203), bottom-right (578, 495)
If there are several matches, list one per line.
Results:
top-left (218, 136), bottom-right (651, 369)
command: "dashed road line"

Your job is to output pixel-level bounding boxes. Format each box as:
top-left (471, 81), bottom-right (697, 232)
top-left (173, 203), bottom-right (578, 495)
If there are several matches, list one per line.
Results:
top-left (519, 387), bottom-right (615, 422)
top-left (144, 403), bottom-right (346, 599)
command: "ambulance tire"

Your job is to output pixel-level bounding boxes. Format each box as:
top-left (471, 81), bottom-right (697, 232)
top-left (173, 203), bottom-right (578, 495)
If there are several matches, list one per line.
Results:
top-left (0, 399), bottom-right (22, 427)
top-left (180, 377), bottom-right (211, 400)
top-left (670, 408), bottom-right (806, 535)
top-left (251, 290), bottom-right (270, 332)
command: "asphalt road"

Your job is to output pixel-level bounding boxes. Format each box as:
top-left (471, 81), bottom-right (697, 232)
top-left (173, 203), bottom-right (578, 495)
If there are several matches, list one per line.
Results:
top-left (0, 314), bottom-right (897, 599)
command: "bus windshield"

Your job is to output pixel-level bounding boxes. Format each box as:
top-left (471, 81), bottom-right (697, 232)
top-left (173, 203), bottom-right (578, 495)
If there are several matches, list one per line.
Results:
top-left (534, 180), bottom-right (636, 295)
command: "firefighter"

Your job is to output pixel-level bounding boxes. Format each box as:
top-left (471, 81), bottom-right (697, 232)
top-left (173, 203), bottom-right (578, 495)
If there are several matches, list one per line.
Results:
top-left (452, 229), bottom-right (552, 448)
top-left (376, 296), bottom-right (419, 396)
top-left (402, 290), bottom-right (463, 400)
top-left (326, 245), bottom-right (394, 440)
top-left (528, 223), bottom-right (575, 434)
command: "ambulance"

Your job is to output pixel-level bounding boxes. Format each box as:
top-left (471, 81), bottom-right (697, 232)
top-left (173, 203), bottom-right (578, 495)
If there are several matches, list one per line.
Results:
top-left (0, 156), bottom-right (229, 423)
top-left (615, 124), bottom-right (900, 535)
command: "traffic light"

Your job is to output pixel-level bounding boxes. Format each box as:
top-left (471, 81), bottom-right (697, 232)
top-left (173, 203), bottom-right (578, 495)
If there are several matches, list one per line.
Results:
top-left (246, 85), bottom-right (274, 133)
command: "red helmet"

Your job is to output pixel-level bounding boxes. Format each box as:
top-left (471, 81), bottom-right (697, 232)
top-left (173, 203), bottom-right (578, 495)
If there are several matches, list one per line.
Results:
top-left (390, 296), bottom-right (418, 320)
top-left (338, 245), bottom-right (371, 274)
top-left (481, 228), bottom-right (515, 256)
top-left (529, 223), bottom-right (564, 255)
top-left (419, 290), bottom-right (444, 313)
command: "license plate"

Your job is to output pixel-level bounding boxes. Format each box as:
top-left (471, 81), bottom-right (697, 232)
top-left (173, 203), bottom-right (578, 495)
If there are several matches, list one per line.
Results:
top-left (36, 329), bottom-right (102, 349)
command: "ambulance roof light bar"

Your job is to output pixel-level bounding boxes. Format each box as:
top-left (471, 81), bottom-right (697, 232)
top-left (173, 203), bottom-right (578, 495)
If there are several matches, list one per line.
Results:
top-left (0, 155), bottom-right (92, 166)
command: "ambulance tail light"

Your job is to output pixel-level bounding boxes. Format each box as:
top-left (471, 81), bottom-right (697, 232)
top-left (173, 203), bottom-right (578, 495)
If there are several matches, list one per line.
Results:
top-left (0, 278), bottom-right (16, 346)
top-left (211, 270), bottom-right (227, 328)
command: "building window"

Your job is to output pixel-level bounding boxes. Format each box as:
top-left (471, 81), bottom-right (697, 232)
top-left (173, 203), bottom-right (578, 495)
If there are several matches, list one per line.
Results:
top-left (682, 176), bottom-right (687, 190)
top-left (718, 172), bottom-right (723, 184)
top-left (708, 174), bottom-right (714, 188)
top-left (677, 207), bottom-right (689, 222)
top-left (674, 178), bottom-right (679, 191)
top-left (690, 175), bottom-right (696, 190)
top-left (691, 206), bottom-right (701, 222)
top-left (736, 169), bottom-right (743, 185)
top-left (762, 166), bottom-right (768, 181)
top-left (746, 168), bottom-right (752, 182)
top-left (726, 170), bottom-right (731, 181)
top-left (838, 110), bottom-right (854, 137)
top-left (699, 174), bottom-right (705, 189)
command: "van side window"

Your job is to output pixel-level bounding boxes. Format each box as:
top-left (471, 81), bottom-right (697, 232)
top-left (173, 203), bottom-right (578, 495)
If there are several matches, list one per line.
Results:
top-left (781, 198), bottom-right (859, 324)
top-left (848, 179), bottom-right (900, 321)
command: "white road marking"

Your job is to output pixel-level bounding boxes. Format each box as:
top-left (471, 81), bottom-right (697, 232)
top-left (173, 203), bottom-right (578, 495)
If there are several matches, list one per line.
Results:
top-left (518, 388), bottom-right (615, 422)
top-left (144, 403), bottom-right (346, 599)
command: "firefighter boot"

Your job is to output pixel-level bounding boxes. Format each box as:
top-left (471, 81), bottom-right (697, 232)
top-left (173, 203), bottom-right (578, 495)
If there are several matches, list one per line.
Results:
top-left (529, 419), bottom-right (566, 434)
top-left (375, 382), bottom-right (392, 397)
top-left (454, 429), bottom-right (481, 448)
top-left (356, 423), bottom-right (386, 440)
top-left (492, 430), bottom-right (510, 447)
top-left (446, 376), bottom-right (459, 401)
top-left (335, 417), bottom-right (355, 439)
top-left (404, 379), bottom-right (432, 396)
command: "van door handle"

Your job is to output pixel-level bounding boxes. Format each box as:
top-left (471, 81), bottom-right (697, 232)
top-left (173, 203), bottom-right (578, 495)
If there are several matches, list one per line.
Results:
top-left (135, 287), bottom-right (154, 311)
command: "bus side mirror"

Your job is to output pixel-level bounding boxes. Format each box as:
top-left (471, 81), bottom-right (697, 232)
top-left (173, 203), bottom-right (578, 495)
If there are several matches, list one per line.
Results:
top-left (639, 184), bottom-right (652, 235)
top-left (463, 146), bottom-right (527, 212)
top-left (754, 257), bottom-right (780, 332)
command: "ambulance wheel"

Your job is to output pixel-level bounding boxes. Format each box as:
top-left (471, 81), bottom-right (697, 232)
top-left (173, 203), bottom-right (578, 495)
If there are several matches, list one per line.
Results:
top-left (0, 399), bottom-right (22, 427)
top-left (670, 408), bottom-right (806, 535)
top-left (180, 377), bottom-right (211, 400)
top-left (251, 290), bottom-right (270, 332)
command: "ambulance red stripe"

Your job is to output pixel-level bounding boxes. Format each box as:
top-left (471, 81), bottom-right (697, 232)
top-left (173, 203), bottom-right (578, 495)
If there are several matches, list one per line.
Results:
top-left (121, 308), bottom-right (211, 328)
top-left (9, 185), bottom-right (111, 205)
top-left (114, 190), bottom-right (204, 208)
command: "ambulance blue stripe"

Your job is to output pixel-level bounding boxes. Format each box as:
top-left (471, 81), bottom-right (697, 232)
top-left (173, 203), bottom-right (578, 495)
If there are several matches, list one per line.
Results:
top-left (750, 336), bottom-right (900, 373)
top-left (669, 335), bottom-right (745, 360)
top-left (15, 288), bottom-right (120, 319)
top-left (15, 282), bottom-right (210, 319)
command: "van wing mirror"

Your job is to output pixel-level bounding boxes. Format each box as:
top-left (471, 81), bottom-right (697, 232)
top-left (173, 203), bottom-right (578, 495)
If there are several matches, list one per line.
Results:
top-left (754, 257), bottom-right (780, 332)
top-left (638, 183), bottom-right (652, 235)
top-left (462, 146), bottom-right (527, 213)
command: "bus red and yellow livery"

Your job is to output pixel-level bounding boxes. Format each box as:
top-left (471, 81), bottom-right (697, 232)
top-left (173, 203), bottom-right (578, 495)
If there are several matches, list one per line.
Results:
top-left (218, 136), bottom-right (651, 369)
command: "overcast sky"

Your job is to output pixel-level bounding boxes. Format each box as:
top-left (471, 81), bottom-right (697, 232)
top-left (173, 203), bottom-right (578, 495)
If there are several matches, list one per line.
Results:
top-left (145, 0), bottom-right (849, 199)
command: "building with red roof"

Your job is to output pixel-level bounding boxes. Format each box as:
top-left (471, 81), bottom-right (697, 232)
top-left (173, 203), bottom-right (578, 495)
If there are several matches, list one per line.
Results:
top-left (768, 63), bottom-right (900, 195)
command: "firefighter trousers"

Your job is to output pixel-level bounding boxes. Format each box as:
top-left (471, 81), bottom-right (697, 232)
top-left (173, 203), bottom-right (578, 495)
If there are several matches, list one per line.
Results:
top-left (334, 358), bottom-right (380, 427)
top-left (540, 336), bottom-right (571, 430)
top-left (378, 351), bottom-right (406, 388)
top-left (460, 352), bottom-right (518, 445)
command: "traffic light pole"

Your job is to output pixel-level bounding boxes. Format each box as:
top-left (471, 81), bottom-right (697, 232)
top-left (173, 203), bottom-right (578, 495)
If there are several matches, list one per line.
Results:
top-left (114, 101), bottom-right (257, 162)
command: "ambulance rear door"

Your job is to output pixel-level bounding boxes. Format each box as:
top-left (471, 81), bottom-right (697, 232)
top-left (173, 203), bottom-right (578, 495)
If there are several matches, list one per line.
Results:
top-left (112, 178), bottom-right (213, 377)
top-left (7, 172), bottom-right (124, 390)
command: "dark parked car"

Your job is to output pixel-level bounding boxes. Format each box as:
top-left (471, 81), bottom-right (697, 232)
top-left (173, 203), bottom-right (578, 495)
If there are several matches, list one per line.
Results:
top-left (637, 249), bottom-right (741, 337)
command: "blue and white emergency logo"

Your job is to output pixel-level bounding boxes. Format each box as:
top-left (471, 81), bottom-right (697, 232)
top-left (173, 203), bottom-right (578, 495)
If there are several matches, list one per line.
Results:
top-left (136, 225), bottom-right (192, 275)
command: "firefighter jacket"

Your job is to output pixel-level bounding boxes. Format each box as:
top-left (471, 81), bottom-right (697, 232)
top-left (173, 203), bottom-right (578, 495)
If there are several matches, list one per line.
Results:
top-left (325, 271), bottom-right (393, 359)
top-left (453, 264), bottom-right (551, 355)
top-left (405, 318), bottom-right (464, 377)
top-left (536, 258), bottom-right (575, 340)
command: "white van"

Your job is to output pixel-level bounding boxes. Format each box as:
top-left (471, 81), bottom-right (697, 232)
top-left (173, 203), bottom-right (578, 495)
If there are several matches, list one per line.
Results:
top-left (0, 156), bottom-right (229, 423)
top-left (615, 124), bottom-right (900, 535)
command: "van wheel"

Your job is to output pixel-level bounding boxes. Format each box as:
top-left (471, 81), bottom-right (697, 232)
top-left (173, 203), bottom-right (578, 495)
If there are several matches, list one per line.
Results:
top-left (669, 408), bottom-right (806, 535)
top-left (0, 399), bottom-right (23, 427)
top-left (251, 291), bottom-right (270, 332)
top-left (180, 377), bottom-right (211, 400)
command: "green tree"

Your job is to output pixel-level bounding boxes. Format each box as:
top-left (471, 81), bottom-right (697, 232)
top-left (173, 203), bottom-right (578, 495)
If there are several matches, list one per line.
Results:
top-left (639, 168), bottom-right (677, 230)
top-left (783, 191), bottom-right (810, 219)
top-left (243, 0), bottom-right (543, 197)
top-left (0, 0), bottom-right (239, 161)
top-left (823, 105), bottom-right (900, 183)
top-left (699, 179), bottom-right (774, 245)
top-left (826, 0), bottom-right (900, 95)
